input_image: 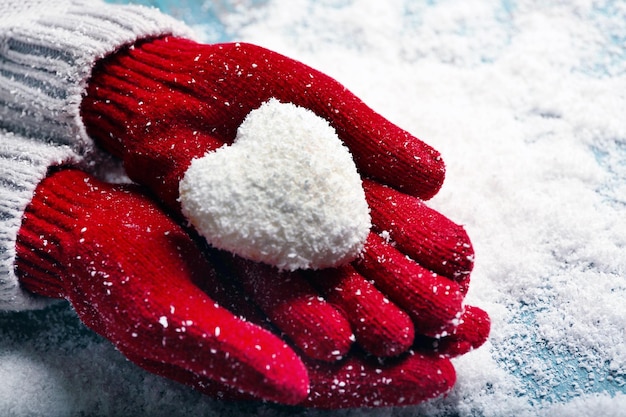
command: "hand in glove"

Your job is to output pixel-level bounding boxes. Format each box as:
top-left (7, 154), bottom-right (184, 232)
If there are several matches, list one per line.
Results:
top-left (81, 36), bottom-right (489, 362)
top-left (15, 168), bottom-right (483, 408)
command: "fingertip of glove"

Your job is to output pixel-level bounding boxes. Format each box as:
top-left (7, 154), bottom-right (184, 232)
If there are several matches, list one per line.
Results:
top-left (458, 305), bottom-right (491, 352)
top-left (424, 305), bottom-right (492, 358)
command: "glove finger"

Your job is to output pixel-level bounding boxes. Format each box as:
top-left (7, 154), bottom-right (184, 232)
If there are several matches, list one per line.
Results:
top-left (414, 305), bottom-right (491, 358)
top-left (306, 265), bottom-right (415, 357)
top-left (364, 179), bottom-right (473, 291)
top-left (302, 350), bottom-right (456, 409)
top-left (354, 232), bottom-right (465, 337)
top-left (230, 257), bottom-right (355, 362)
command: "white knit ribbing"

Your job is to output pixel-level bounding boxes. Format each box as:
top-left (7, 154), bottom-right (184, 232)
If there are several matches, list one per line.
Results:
top-left (0, 131), bottom-right (76, 310)
top-left (0, 0), bottom-right (196, 150)
top-left (0, 0), bottom-right (197, 310)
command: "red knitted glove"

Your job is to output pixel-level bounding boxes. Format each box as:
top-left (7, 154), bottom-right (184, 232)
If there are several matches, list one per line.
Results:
top-left (14, 169), bottom-right (459, 408)
top-left (15, 169), bottom-right (308, 405)
top-left (81, 36), bottom-right (489, 363)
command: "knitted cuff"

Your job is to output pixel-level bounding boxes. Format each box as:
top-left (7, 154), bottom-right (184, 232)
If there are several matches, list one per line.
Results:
top-left (0, 0), bottom-right (195, 157)
top-left (81, 36), bottom-right (223, 211)
top-left (13, 169), bottom-right (104, 299)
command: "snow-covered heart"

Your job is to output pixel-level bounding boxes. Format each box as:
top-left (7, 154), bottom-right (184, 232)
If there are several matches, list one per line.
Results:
top-left (179, 98), bottom-right (371, 271)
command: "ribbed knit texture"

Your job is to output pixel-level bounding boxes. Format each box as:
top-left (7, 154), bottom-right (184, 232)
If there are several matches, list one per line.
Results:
top-left (0, 2), bottom-right (492, 408)
top-left (414, 305), bottom-right (492, 358)
top-left (0, 0), bottom-right (195, 310)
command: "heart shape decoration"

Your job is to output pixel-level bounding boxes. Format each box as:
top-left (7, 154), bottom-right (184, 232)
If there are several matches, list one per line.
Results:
top-left (179, 98), bottom-right (371, 271)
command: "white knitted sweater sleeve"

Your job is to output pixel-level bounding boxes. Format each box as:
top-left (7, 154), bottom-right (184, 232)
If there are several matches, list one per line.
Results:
top-left (0, 0), bottom-right (196, 311)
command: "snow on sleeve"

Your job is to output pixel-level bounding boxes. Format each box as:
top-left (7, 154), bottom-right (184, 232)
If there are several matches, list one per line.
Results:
top-left (178, 98), bottom-right (371, 271)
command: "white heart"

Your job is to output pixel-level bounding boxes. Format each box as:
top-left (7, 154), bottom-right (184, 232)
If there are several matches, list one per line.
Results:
top-left (179, 98), bottom-right (371, 271)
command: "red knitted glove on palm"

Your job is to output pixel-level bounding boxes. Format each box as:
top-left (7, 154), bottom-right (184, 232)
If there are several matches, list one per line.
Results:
top-left (15, 169), bottom-right (460, 408)
top-left (15, 169), bottom-right (307, 405)
top-left (81, 36), bottom-right (489, 364)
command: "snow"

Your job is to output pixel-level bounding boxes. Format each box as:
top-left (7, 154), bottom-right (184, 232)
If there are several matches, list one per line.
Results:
top-left (1, 0), bottom-right (625, 416)
top-left (179, 99), bottom-right (370, 271)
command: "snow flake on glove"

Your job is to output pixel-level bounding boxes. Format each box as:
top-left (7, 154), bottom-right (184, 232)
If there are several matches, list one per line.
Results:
top-left (179, 98), bottom-right (371, 271)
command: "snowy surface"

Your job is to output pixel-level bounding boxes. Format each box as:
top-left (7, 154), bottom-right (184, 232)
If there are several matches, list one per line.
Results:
top-left (1, 0), bottom-right (625, 416)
